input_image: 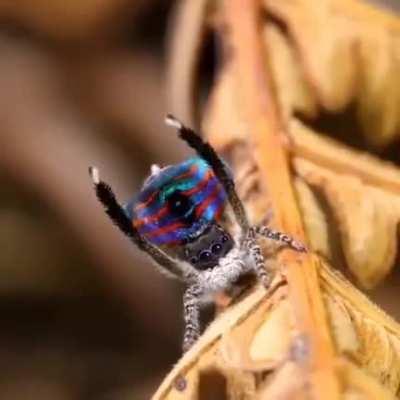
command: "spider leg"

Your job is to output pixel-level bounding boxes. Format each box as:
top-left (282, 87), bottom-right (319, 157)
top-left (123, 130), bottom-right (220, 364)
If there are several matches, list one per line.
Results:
top-left (89, 166), bottom-right (185, 280)
top-left (255, 225), bottom-right (307, 253)
top-left (245, 229), bottom-right (273, 288)
top-left (182, 284), bottom-right (203, 352)
top-left (165, 114), bottom-right (250, 233)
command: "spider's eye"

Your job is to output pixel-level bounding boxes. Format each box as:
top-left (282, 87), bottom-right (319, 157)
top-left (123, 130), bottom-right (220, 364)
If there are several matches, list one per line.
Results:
top-left (190, 256), bottom-right (198, 264)
top-left (221, 235), bottom-right (229, 243)
top-left (167, 191), bottom-right (193, 217)
top-left (211, 243), bottom-right (222, 254)
top-left (199, 250), bottom-right (212, 262)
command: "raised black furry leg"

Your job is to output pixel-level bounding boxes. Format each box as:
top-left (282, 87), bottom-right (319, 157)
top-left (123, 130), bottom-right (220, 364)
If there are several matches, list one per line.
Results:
top-left (89, 166), bottom-right (184, 279)
top-left (165, 114), bottom-right (250, 233)
top-left (89, 166), bottom-right (136, 237)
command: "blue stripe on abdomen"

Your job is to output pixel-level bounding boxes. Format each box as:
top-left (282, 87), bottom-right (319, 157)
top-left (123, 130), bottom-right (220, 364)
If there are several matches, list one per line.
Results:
top-left (126, 157), bottom-right (228, 246)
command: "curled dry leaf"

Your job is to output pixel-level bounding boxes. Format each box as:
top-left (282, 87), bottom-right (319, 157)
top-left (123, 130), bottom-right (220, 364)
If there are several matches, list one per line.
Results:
top-left (291, 119), bottom-right (400, 288)
top-left (156, 0), bottom-right (400, 398)
top-left (153, 263), bottom-right (400, 399)
top-left (263, 0), bottom-right (400, 149)
top-left (320, 263), bottom-right (400, 395)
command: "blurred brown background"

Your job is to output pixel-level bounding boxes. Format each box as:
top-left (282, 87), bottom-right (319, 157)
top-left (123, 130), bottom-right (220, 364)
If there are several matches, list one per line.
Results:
top-left (0, 1), bottom-right (191, 399)
top-left (1, 1), bottom-right (400, 399)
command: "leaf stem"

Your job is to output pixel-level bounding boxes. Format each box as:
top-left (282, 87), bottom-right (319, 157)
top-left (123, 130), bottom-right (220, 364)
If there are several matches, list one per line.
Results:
top-left (227, 0), bottom-right (340, 398)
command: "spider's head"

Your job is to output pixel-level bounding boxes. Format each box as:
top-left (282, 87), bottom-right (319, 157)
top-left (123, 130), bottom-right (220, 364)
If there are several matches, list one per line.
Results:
top-left (124, 157), bottom-right (230, 253)
top-left (180, 223), bottom-right (234, 270)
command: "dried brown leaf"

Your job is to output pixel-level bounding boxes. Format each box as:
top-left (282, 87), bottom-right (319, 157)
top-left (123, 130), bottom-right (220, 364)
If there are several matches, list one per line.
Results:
top-left (156, 0), bottom-right (400, 398)
top-left (262, 0), bottom-right (400, 148)
top-left (290, 119), bottom-right (400, 287)
top-left (295, 156), bottom-right (399, 288)
top-left (320, 263), bottom-right (400, 394)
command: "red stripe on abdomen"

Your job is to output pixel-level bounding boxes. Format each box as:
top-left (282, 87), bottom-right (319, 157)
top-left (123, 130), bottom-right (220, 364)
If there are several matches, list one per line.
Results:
top-left (133, 205), bottom-right (169, 228)
top-left (172, 164), bottom-right (198, 181)
top-left (195, 184), bottom-right (222, 218)
top-left (134, 190), bottom-right (158, 212)
top-left (146, 222), bottom-right (184, 238)
top-left (181, 170), bottom-right (212, 196)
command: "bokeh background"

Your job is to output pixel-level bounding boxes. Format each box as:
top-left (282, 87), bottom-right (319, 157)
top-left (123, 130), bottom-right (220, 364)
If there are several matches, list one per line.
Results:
top-left (0, 1), bottom-right (189, 399)
top-left (1, 1), bottom-right (400, 399)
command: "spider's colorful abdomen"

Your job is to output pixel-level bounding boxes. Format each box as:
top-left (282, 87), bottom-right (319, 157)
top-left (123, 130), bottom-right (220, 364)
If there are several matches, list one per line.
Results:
top-left (124, 157), bottom-right (227, 246)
